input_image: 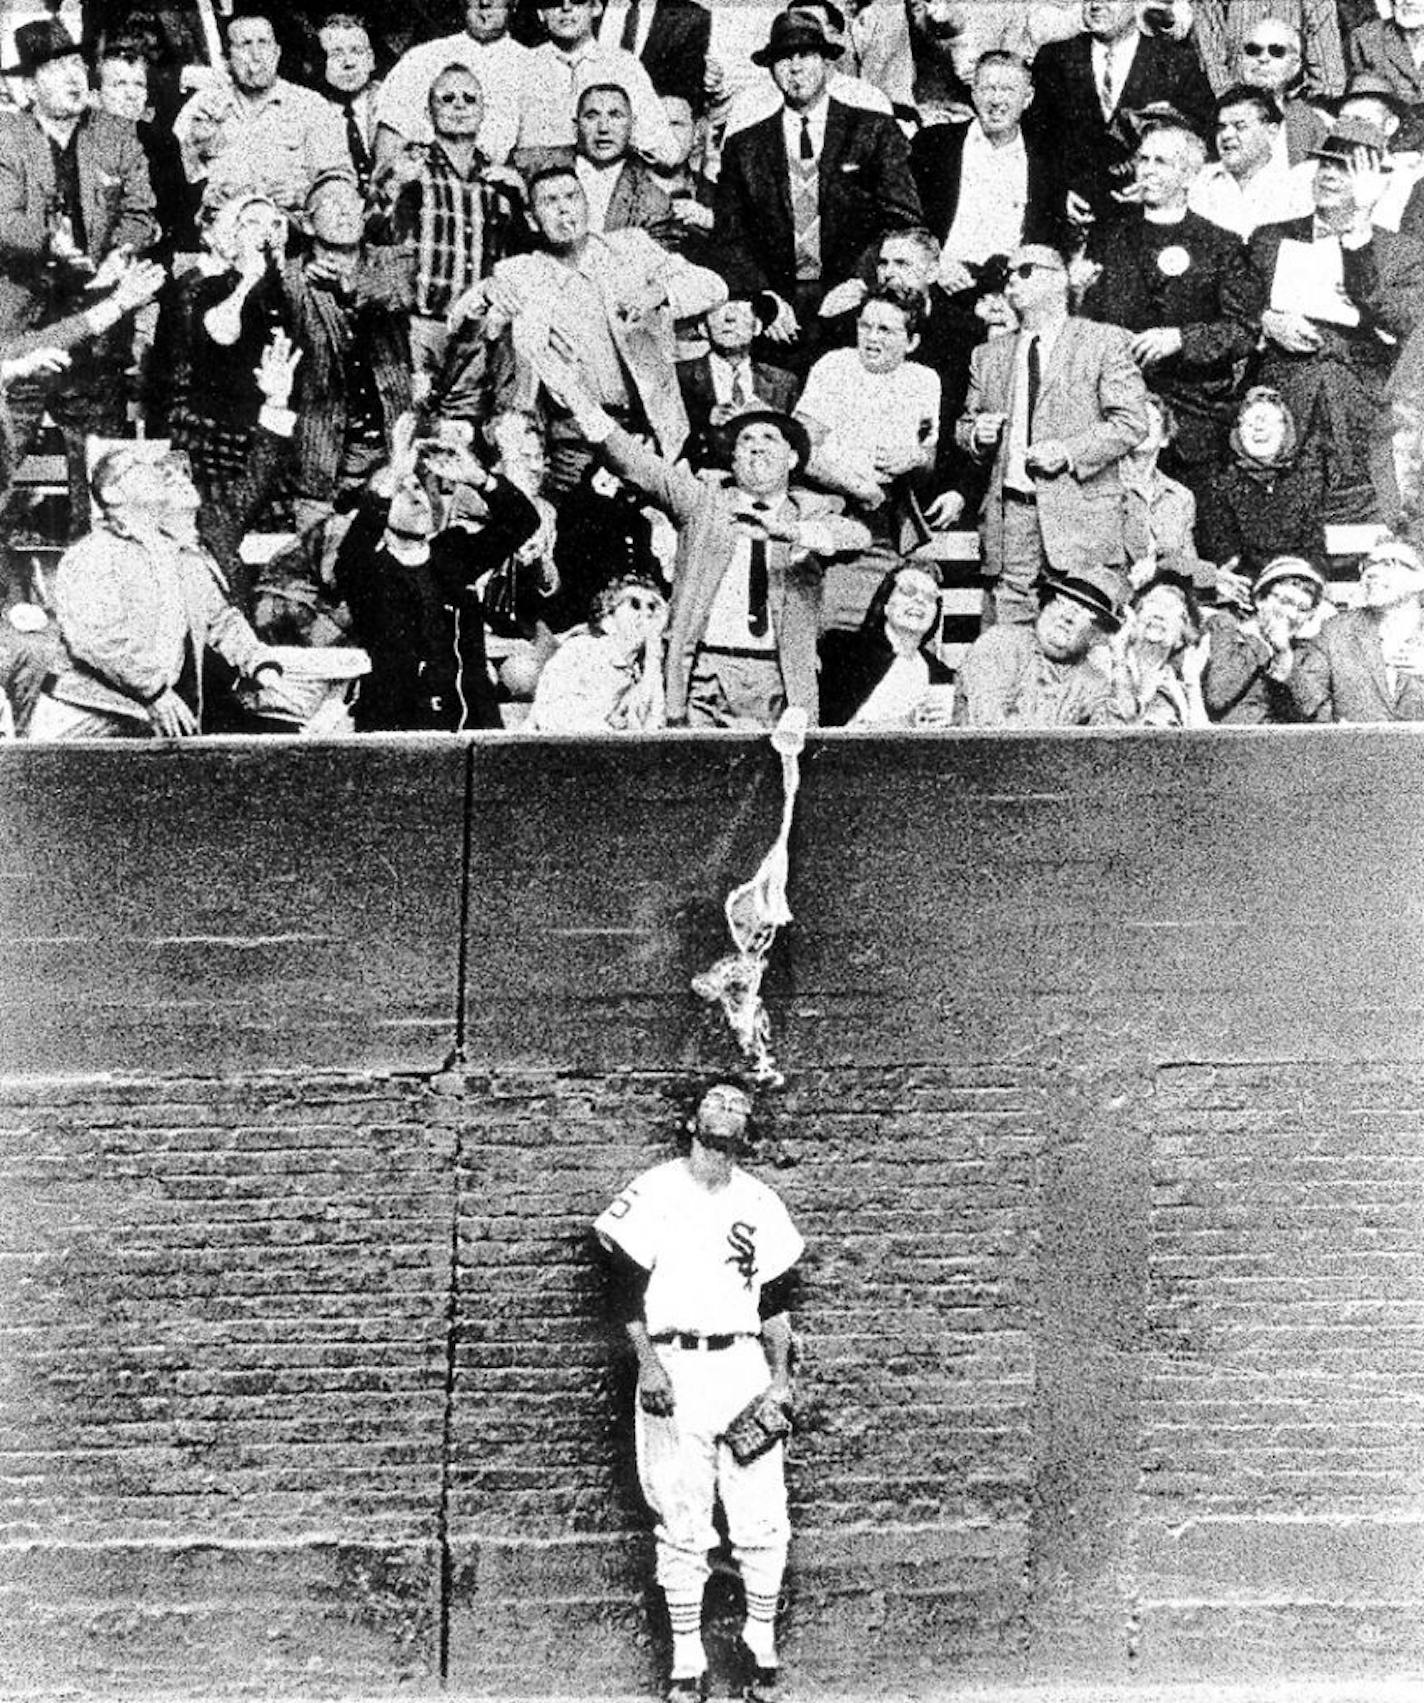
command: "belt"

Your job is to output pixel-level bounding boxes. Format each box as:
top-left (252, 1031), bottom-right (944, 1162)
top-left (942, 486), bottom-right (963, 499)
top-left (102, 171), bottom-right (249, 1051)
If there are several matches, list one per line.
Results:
top-left (698, 645), bottom-right (779, 661)
top-left (651, 1331), bottom-right (750, 1352)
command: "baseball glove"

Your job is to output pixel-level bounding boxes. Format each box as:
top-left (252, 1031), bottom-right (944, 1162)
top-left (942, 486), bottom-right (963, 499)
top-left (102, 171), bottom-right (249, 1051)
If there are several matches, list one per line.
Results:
top-left (721, 1386), bottom-right (792, 1466)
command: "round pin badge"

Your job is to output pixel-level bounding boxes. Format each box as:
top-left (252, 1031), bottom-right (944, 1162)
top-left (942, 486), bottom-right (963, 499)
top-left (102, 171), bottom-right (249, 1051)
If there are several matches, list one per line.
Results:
top-left (1157, 245), bottom-right (1191, 278)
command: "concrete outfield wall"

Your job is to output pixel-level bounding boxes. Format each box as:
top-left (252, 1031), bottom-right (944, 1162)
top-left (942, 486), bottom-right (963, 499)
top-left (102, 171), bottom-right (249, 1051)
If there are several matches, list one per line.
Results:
top-left (0, 732), bottom-right (1422, 1697)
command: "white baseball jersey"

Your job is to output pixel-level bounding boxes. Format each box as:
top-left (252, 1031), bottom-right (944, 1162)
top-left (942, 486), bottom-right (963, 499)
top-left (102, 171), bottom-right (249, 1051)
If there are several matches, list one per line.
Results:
top-left (594, 1158), bottom-right (804, 1337)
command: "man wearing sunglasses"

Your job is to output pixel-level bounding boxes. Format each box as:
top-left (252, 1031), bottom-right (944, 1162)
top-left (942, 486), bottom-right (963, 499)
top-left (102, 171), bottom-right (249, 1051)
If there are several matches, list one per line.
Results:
top-left (956, 242), bottom-right (1149, 628)
top-left (1193, 2), bottom-right (1345, 106)
top-left (1230, 18), bottom-right (1329, 163)
top-left (371, 64), bottom-right (527, 394)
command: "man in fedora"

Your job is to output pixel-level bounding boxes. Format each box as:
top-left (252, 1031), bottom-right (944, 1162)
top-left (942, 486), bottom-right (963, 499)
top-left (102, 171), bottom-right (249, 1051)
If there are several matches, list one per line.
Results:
top-left (1325, 72), bottom-right (1424, 235)
top-left (956, 240), bottom-right (1149, 628)
top-left (953, 562), bottom-right (1123, 727)
top-left (1250, 114), bottom-right (1424, 522)
top-left (540, 347), bottom-right (872, 726)
top-left (713, 6), bottom-right (921, 368)
top-left (0, 17), bottom-right (158, 564)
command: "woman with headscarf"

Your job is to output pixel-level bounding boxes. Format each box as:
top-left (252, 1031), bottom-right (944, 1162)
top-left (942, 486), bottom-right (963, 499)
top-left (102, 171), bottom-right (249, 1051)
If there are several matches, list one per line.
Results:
top-left (1201, 555), bottom-right (1329, 724)
top-left (819, 557), bottom-right (955, 728)
top-left (1195, 386), bottom-right (1329, 581)
top-left (528, 574), bottom-right (669, 733)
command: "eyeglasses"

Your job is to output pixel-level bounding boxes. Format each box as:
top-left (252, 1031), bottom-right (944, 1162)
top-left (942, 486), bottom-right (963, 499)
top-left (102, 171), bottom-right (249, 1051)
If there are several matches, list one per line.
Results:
top-left (617, 594), bottom-right (664, 614)
top-left (1009, 261), bottom-right (1063, 279)
top-left (1243, 40), bottom-right (1290, 58)
top-left (433, 90), bottom-right (481, 104)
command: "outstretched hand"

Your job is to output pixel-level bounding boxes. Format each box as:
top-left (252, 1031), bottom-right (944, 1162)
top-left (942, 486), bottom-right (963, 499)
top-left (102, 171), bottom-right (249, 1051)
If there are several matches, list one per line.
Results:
top-left (254, 329), bottom-right (302, 409)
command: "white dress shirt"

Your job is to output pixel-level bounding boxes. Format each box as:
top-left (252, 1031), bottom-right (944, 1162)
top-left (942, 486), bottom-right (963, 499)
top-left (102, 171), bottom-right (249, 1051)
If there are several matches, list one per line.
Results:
top-left (1004, 315), bottom-right (1066, 492)
top-left (709, 350), bottom-right (756, 406)
top-left (1091, 31), bottom-right (1140, 115)
top-left (576, 157), bottom-right (623, 231)
top-left (1189, 131), bottom-right (1312, 238)
top-left (944, 121), bottom-right (1029, 262)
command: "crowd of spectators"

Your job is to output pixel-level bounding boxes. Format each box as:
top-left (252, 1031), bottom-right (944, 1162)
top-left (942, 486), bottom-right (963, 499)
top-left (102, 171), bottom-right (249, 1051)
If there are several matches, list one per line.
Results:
top-left (1, 0), bottom-right (1423, 740)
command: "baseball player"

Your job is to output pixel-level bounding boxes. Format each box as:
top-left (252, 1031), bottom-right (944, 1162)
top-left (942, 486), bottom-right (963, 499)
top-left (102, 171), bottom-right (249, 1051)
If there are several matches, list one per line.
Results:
top-left (594, 1083), bottom-right (805, 1703)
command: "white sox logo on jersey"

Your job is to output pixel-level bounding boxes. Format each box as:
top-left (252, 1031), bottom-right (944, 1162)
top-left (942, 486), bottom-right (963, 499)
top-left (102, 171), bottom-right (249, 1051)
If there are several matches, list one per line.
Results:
top-left (726, 1221), bottom-right (757, 1289)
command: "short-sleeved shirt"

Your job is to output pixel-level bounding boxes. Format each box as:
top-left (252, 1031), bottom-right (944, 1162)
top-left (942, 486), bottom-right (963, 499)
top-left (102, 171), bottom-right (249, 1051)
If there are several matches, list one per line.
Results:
top-left (594, 1157), bottom-right (804, 1337)
top-left (796, 350), bottom-right (940, 490)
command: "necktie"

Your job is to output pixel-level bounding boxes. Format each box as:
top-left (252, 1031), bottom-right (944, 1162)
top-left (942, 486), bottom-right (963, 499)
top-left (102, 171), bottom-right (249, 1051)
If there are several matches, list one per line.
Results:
top-left (800, 116), bottom-right (814, 163)
top-left (1098, 47), bottom-right (1115, 119)
top-left (620, 0), bottom-right (643, 54)
top-left (731, 363), bottom-right (753, 409)
top-left (1026, 334), bottom-right (1041, 440)
top-left (748, 502), bottom-right (770, 639)
top-left (342, 96), bottom-right (371, 192)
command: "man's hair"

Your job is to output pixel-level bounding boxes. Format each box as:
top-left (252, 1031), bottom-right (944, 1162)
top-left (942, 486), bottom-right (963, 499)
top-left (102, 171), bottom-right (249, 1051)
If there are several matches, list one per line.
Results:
top-left (973, 48), bottom-right (1031, 82)
top-left (1215, 83), bottom-right (1283, 126)
top-left (1142, 122), bottom-right (1208, 171)
top-left (428, 61), bottom-right (483, 110)
top-left (1243, 19), bottom-right (1301, 54)
top-left (224, 8), bottom-right (278, 44)
top-left (526, 162), bottom-right (582, 199)
top-left (860, 285), bottom-right (921, 341)
top-left (577, 80), bottom-right (631, 113)
top-left (318, 11), bottom-right (369, 34)
top-left (881, 225), bottom-right (940, 265)
top-left (98, 34), bottom-right (153, 68)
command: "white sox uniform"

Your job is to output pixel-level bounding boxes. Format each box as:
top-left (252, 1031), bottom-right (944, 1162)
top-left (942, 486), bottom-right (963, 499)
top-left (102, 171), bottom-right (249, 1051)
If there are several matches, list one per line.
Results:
top-left (594, 1156), bottom-right (804, 1614)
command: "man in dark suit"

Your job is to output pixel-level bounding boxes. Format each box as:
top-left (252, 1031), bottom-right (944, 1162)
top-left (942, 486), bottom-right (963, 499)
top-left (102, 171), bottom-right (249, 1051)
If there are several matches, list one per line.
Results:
top-left (596, 0), bottom-right (709, 113)
top-left (1291, 537), bottom-right (1424, 722)
top-left (1250, 116), bottom-right (1424, 523)
top-left (0, 18), bottom-right (158, 565)
top-left (677, 295), bottom-right (799, 470)
top-left (713, 8), bottom-right (922, 368)
top-left (1029, 0), bottom-right (1215, 226)
top-left (911, 48), bottom-right (1064, 293)
top-left (1080, 117), bottom-right (1264, 502)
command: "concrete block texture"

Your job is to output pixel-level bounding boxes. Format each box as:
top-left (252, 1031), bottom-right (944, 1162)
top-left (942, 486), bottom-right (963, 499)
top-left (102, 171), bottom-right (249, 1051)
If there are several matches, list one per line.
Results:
top-left (0, 731), bottom-right (1422, 1694)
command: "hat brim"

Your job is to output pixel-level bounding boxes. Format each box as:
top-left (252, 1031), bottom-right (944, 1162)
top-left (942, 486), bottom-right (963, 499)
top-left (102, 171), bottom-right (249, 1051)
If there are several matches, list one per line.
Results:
top-left (750, 36), bottom-right (844, 68)
top-left (1039, 570), bottom-right (1125, 632)
top-left (717, 407), bottom-right (811, 472)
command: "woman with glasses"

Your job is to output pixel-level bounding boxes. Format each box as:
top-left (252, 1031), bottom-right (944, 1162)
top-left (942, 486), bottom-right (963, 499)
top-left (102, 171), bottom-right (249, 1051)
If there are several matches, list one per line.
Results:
top-left (528, 573), bottom-right (668, 732)
top-left (818, 558), bottom-right (954, 728)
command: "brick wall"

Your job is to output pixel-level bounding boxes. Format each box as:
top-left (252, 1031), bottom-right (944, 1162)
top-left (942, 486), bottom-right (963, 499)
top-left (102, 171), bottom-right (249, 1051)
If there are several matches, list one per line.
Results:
top-left (1, 732), bottom-right (1421, 1696)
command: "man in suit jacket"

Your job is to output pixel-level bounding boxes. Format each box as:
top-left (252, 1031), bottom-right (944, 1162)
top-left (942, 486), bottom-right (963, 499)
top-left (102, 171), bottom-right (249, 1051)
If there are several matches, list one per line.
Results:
top-left (544, 351), bottom-right (872, 725)
top-left (478, 164), bottom-right (726, 489)
top-left (911, 49), bottom-right (1064, 291)
top-left (596, 0), bottom-right (709, 113)
top-left (956, 242), bottom-right (1149, 625)
top-left (713, 9), bottom-right (922, 366)
top-left (1029, 0), bottom-right (1214, 225)
top-left (0, 19), bottom-right (158, 564)
top-left (1291, 537), bottom-right (1424, 722)
top-left (318, 14), bottom-right (381, 196)
top-left (1250, 117), bottom-right (1424, 523)
top-left (678, 295), bottom-right (800, 470)
top-left (1080, 117), bottom-right (1264, 500)
top-left (573, 82), bottom-right (674, 236)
